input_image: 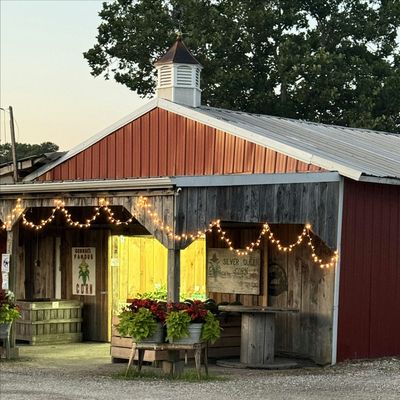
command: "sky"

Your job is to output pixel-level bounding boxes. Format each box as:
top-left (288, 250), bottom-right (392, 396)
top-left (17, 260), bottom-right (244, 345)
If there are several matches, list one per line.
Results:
top-left (0, 0), bottom-right (147, 151)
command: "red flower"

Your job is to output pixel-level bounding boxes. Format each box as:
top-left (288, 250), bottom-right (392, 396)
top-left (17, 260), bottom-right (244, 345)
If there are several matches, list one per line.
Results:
top-left (127, 298), bottom-right (166, 323)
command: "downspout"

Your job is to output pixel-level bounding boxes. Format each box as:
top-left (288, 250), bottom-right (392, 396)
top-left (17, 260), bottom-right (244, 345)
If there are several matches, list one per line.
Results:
top-left (331, 176), bottom-right (345, 365)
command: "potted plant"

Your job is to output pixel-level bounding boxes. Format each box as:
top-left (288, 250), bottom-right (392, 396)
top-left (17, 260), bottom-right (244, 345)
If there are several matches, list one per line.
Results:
top-left (117, 298), bottom-right (166, 343)
top-left (0, 290), bottom-right (21, 338)
top-left (165, 300), bottom-right (221, 344)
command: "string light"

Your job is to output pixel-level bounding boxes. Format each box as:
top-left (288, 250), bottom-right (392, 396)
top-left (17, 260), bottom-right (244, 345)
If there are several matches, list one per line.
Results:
top-left (1, 198), bottom-right (23, 230)
top-left (2, 197), bottom-right (339, 268)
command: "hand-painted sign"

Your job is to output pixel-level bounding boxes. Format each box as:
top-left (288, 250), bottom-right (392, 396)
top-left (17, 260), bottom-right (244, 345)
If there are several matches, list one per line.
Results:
top-left (206, 249), bottom-right (260, 294)
top-left (72, 247), bottom-right (96, 296)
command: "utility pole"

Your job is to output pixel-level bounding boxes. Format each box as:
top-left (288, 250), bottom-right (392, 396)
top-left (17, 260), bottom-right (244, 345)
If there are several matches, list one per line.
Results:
top-left (9, 106), bottom-right (18, 183)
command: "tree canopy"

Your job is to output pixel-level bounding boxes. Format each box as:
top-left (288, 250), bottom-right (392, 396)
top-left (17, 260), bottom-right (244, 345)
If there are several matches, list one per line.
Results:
top-left (84, 0), bottom-right (400, 133)
top-left (0, 142), bottom-right (59, 164)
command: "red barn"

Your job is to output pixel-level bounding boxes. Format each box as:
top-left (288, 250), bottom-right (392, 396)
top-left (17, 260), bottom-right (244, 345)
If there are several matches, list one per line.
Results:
top-left (1, 39), bottom-right (399, 364)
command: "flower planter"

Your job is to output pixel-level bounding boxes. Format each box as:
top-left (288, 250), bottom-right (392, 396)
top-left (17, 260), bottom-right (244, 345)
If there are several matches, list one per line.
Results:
top-left (15, 300), bottom-right (82, 345)
top-left (134, 322), bottom-right (164, 344)
top-left (0, 323), bottom-right (11, 339)
top-left (170, 323), bottom-right (203, 344)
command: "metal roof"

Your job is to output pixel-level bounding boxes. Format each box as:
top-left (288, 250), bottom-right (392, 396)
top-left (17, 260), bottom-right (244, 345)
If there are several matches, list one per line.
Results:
top-left (154, 38), bottom-right (202, 66)
top-left (23, 98), bottom-right (400, 183)
top-left (191, 105), bottom-right (400, 181)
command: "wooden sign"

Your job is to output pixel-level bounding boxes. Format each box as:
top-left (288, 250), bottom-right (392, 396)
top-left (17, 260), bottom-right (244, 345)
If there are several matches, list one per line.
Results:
top-left (206, 249), bottom-right (260, 294)
top-left (72, 247), bottom-right (96, 296)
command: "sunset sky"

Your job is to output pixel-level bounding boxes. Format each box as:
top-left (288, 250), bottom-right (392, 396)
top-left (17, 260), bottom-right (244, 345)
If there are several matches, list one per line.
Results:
top-left (0, 0), bottom-right (147, 151)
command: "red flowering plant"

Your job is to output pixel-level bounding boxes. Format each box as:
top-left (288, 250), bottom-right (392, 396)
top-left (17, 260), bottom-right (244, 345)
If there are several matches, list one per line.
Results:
top-left (165, 300), bottom-right (221, 343)
top-left (0, 289), bottom-right (21, 325)
top-left (116, 298), bottom-right (166, 342)
top-left (128, 298), bottom-right (166, 323)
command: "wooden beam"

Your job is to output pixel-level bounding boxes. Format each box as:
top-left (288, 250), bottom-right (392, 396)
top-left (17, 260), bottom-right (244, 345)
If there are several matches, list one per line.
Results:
top-left (167, 249), bottom-right (180, 303)
top-left (6, 222), bottom-right (19, 358)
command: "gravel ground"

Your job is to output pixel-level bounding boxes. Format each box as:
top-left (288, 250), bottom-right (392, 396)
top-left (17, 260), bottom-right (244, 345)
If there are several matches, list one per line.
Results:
top-left (0, 343), bottom-right (399, 400)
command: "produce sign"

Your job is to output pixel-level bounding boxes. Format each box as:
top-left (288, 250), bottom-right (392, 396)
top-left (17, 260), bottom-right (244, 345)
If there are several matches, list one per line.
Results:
top-left (72, 247), bottom-right (96, 296)
top-left (206, 249), bottom-right (260, 294)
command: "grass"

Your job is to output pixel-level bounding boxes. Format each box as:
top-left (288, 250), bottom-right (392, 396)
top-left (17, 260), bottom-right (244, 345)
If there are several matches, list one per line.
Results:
top-left (114, 367), bottom-right (228, 382)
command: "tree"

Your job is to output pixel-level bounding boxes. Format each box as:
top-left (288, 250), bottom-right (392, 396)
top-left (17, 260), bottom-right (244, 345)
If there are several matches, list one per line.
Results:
top-left (0, 142), bottom-right (59, 164)
top-left (84, 0), bottom-right (400, 133)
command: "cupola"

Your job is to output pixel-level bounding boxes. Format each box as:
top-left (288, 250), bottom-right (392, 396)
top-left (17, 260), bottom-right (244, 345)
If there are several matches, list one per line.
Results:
top-left (154, 37), bottom-right (202, 107)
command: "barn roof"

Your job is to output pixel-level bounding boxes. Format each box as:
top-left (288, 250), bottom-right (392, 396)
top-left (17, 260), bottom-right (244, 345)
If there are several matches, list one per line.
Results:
top-left (23, 98), bottom-right (400, 183)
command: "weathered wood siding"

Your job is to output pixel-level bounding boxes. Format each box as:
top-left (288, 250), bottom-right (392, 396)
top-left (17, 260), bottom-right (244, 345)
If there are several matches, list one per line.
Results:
top-left (17, 222), bottom-right (110, 342)
top-left (207, 224), bottom-right (335, 365)
top-left (37, 108), bottom-right (324, 182)
top-left (61, 229), bottom-right (110, 342)
top-left (177, 182), bottom-right (339, 250)
top-left (268, 225), bottom-right (334, 364)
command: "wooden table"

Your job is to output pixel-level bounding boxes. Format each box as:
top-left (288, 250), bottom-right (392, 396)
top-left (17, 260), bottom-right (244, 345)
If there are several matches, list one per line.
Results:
top-left (218, 305), bottom-right (298, 366)
top-left (126, 342), bottom-right (208, 378)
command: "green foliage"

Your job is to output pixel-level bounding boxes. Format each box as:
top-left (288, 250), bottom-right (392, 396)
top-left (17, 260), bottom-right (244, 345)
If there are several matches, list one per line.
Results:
top-left (137, 285), bottom-right (168, 301)
top-left (0, 304), bottom-right (21, 324)
top-left (165, 310), bottom-right (191, 342)
top-left (0, 142), bottom-right (59, 164)
top-left (84, 0), bottom-right (400, 133)
top-left (117, 307), bottom-right (157, 341)
top-left (201, 311), bottom-right (221, 344)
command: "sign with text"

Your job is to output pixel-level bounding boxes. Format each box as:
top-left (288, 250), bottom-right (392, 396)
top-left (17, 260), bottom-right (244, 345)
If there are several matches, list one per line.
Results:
top-left (1, 254), bottom-right (10, 273)
top-left (72, 247), bottom-right (96, 296)
top-left (206, 249), bottom-right (260, 294)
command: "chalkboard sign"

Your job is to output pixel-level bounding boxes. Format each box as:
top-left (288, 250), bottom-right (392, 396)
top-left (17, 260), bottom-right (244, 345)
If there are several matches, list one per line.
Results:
top-left (206, 249), bottom-right (260, 295)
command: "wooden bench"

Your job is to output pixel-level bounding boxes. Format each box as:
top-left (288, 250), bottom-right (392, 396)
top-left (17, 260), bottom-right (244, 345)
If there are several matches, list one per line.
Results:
top-left (126, 342), bottom-right (208, 379)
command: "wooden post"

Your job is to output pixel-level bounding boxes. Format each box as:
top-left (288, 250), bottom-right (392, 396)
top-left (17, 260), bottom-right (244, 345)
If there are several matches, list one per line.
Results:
top-left (8, 106), bottom-right (19, 183)
top-left (6, 222), bottom-right (19, 358)
top-left (261, 238), bottom-right (269, 306)
top-left (167, 191), bottom-right (180, 303)
top-left (167, 249), bottom-right (180, 303)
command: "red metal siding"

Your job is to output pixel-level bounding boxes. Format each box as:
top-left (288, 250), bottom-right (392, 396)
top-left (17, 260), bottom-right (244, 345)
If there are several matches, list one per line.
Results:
top-left (38, 108), bottom-right (324, 181)
top-left (338, 179), bottom-right (400, 361)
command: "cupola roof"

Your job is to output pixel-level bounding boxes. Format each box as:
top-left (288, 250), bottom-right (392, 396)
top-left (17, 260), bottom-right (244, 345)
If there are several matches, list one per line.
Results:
top-left (154, 37), bottom-right (202, 66)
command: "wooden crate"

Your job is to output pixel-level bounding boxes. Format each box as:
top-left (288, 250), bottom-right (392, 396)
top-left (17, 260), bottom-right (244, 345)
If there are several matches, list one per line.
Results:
top-left (15, 300), bottom-right (83, 345)
top-left (110, 314), bottom-right (241, 362)
top-left (111, 316), bottom-right (168, 362)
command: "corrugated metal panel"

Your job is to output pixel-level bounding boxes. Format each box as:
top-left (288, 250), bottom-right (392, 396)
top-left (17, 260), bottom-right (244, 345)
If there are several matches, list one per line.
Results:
top-left (194, 106), bottom-right (400, 179)
top-left (337, 179), bottom-right (400, 361)
top-left (25, 98), bottom-right (400, 182)
top-left (38, 108), bottom-right (323, 181)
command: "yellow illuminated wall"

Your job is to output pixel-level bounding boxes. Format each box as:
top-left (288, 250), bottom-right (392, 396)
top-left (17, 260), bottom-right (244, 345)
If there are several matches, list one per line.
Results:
top-left (108, 235), bottom-right (206, 321)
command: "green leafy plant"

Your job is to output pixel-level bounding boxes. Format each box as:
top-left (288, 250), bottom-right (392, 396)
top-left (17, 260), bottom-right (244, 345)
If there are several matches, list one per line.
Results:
top-left (137, 285), bottom-right (168, 301)
top-left (165, 311), bottom-right (191, 342)
top-left (117, 307), bottom-right (157, 342)
top-left (201, 311), bottom-right (222, 344)
top-left (0, 290), bottom-right (21, 324)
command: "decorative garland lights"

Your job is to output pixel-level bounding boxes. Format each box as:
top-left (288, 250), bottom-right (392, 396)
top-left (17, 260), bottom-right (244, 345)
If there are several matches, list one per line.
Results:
top-left (2, 197), bottom-right (338, 269)
top-left (1, 198), bottom-right (24, 231)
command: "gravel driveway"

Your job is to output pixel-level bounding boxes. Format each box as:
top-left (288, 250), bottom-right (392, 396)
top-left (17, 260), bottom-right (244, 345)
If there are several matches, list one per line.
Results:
top-left (0, 343), bottom-right (399, 400)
